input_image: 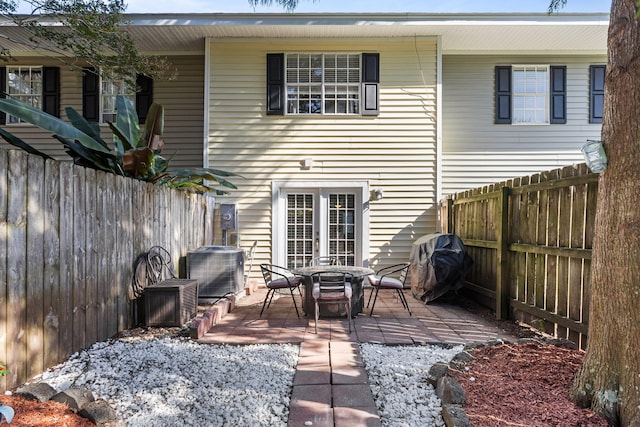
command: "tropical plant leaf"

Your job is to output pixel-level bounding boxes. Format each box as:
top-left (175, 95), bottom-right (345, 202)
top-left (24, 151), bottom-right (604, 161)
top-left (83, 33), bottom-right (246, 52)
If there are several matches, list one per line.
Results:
top-left (122, 147), bottom-right (154, 178)
top-left (112, 95), bottom-right (139, 150)
top-left (142, 103), bottom-right (165, 151)
top-left (53, 135), bottom-right (120, 174)
top-left (0, 98), bottom-right (112, 154)
top-left (0, 128), bottom-right (53, 159)
top-left (64, 107), bottom-right (108, 148)
top-left (163, 169), bottom-right (238, 189)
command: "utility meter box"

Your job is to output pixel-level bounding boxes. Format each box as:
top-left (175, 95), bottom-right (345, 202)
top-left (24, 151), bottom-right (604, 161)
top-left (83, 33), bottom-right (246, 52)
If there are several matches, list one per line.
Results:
top-left (220, 204), bottom-right (237, 230)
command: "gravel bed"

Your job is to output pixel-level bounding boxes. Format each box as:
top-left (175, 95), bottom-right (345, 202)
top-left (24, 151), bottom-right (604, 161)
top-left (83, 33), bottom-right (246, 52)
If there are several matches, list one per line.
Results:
top-left (360, 343), bottom-right (463, 427)
top-left (40, 337), bottom-right (298, 427)
top-left (35, 336), bottom-right (462, 426)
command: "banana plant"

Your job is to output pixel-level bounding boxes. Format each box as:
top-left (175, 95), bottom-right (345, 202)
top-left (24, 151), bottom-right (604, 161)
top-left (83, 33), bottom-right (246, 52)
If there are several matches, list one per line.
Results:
top-left (0, 97), bottom-right (238, 194)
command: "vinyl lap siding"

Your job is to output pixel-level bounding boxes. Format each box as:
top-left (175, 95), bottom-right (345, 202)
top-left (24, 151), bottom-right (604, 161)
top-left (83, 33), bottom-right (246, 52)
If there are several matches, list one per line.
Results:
top-left (0, 56), bottom-right (205, 169)
top-left (207, 37), bottom-right (438, 269)
top-left (442, 55), bottom-right (605, 195)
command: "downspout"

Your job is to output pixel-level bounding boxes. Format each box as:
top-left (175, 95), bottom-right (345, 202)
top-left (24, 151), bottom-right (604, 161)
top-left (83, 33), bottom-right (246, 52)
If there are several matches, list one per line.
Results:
top-left (203, 37), bottom-right (211, 169)
top-left (436, 35), bottom-right (443, 232)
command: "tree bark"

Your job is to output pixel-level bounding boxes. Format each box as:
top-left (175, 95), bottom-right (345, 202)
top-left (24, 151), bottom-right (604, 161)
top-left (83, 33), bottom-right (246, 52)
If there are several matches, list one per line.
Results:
top-left (569, 1), bottom-right (640, 425)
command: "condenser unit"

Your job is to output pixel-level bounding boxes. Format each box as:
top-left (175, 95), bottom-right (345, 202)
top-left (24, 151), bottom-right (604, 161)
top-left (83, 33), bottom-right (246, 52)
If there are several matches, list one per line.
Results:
top-left (187, 246), bottom-right (244, 298)
top-left (144, 279), bottom-right (198, 327)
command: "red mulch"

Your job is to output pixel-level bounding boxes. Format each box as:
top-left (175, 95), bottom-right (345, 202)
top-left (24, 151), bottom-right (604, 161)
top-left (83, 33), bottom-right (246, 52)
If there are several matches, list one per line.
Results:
top-left (0, 396), bottom-right (94, 427)
top-left (449, 342), bottom-right (608, 427)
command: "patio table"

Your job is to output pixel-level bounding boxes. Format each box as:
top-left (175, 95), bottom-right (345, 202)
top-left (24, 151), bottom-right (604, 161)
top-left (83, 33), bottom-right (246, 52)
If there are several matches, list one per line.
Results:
top-left (291, 265), bottom-right (374, 317)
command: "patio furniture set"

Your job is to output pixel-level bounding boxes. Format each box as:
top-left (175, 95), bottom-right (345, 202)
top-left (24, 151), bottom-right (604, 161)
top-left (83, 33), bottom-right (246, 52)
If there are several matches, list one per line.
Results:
top-left (259, 258), bottom-right (413, 333)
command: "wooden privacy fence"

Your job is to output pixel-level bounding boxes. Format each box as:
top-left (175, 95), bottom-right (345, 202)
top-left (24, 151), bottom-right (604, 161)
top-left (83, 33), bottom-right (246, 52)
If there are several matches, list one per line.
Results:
top-left (441, 164), bottom-right (598, 350)
top-left (0, 148), bottom-right (216, 391)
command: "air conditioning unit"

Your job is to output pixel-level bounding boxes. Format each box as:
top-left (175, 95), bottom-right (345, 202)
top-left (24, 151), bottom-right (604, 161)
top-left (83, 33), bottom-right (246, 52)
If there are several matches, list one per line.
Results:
top-left (187, 246), bottom-right (244, 298)
top-left (144, 279), bottom-right (198, 327)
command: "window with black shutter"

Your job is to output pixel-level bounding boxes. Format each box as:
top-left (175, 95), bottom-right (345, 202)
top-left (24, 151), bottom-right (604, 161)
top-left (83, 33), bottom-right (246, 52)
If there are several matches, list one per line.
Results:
top-left (590, 65), bottom-right (605, 123)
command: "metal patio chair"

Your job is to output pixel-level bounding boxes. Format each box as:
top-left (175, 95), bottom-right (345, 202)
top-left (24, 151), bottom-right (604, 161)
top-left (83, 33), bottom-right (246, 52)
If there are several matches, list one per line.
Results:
top-left (367, 263), bottom-right (412, 316)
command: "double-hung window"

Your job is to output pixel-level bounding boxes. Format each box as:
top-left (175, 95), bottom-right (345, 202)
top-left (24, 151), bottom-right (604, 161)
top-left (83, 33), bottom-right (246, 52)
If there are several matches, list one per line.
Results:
top-left (6, 66), bottom-right (43, 124)
top-left (512, 65), bottom-right (549, 124)
top-left (495, 64), bottom-right (566, 125)
top-left (100, 76), bottom-right (134, 123)
top-left (267, 52), bottom-right (379, 116)
top-left (286, 53), bottom-right (361, 115)
top-left (82, 68), bottom-right (153, 124)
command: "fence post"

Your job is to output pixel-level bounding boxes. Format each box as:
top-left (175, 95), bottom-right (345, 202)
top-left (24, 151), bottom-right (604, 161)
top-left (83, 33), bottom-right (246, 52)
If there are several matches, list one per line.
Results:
top-left (495, 186), bottom-right (510, 320)
top-left (441, 196), bottom-right (454, 234)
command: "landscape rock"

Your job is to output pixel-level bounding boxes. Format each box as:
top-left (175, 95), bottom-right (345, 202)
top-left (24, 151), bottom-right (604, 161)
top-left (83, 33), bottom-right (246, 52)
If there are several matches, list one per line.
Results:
top-left (51, 387), bottom-right (95, 411)
top-left (14, 382), bottom-right (56, 402)
top-left (78, 399), bottom-right (121, 426)
top-left (436, 376), bottom-right (466, 405)
top-left (442, 403), bottom-right (472, 427)
top-left (427, 362), bottom-right (449, 387)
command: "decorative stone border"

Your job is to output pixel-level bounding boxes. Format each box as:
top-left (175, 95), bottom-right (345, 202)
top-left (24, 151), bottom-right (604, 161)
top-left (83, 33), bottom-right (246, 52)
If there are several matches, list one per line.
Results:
top-left (11, 382), bottom-right (121, 426)
top-left (428, 337), bottom-right (578, 427)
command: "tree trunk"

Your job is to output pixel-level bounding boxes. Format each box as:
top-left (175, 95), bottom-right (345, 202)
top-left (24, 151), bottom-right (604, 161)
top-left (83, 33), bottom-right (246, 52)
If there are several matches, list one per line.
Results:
top-left (569, 1), bottom-right (640, 425)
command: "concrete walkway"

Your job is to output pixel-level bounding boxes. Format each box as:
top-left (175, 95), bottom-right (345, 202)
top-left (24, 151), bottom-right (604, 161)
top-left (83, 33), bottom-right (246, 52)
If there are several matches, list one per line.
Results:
top-left (198, 287), bottom-right (518, 427)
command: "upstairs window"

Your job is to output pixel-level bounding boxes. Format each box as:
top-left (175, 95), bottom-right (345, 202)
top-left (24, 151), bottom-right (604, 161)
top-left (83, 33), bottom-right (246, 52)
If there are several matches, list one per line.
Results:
top-left (0, 66), bottom-right (59, 124)
top-left (495, 65), bottom-right (566, 125)
top-left (6, 66), bottom-right (42, 123)
top-left (83, 69), bottom-right (153, 124)
top-left (512, 65), bottom-right (549, 124)
top-left (267, 52), bottom-right (379, 116)
top-left (100, 77), bottom-right (134, 123)
top-left (286, 53), bottom-right (361, 115)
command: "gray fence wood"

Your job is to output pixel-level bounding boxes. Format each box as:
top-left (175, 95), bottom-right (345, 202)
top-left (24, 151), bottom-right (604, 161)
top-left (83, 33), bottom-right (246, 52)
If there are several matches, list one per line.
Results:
top-left (442, 164), bottom-right (597, 349)
top-left (0, 148), bottom-right (216, 390)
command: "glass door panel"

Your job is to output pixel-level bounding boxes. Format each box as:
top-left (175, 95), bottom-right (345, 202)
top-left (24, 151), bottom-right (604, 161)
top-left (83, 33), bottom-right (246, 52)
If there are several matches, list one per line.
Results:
top-left (286, 193), bottom-right (314, 269)
top-left (328, 193), bottom-right (356, 266)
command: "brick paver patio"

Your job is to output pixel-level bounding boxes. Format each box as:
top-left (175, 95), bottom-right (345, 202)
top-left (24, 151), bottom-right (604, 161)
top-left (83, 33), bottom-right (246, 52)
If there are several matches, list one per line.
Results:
top-left (197, 286), bottom-right (518, 427)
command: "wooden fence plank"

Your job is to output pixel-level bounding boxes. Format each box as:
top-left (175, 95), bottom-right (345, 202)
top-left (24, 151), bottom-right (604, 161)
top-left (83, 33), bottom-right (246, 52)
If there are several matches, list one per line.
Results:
top-left (95, 171), bottom-right (107, 341)
top-left (569, 164), bottom-right (588, 345)
top-left (84, 169), bottom-right (98, 347)
top-left (555, 166), bottom-right (574, 340)
top-left (544, 168), bottom-right (560, 336)
top-left (6, 150), bottom-right (28, 386)
top-left (58, 162), bottom-right (74, 361)
top-left (72, 167), bottom-right (87, 353)
top-left (26, 155), bottom-right (45, 379)
top-left (104, 173), bottom-right (118, 338)
top-left (0, 150), bottom-right (7, 392)
top-left (43, 160), bottom-right (61, 373)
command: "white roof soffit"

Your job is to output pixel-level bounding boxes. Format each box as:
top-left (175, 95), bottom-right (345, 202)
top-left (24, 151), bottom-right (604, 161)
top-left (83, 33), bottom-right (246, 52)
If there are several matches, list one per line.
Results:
top-left (0, 13), bottom-right (609, 56)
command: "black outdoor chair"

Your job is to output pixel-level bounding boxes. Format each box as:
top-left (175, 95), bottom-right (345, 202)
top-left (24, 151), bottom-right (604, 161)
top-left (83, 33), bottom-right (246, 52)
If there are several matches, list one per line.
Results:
top-left (366, 263), bottom-right (412, 316)
top-left (259, 263), bottom-right (303, 317)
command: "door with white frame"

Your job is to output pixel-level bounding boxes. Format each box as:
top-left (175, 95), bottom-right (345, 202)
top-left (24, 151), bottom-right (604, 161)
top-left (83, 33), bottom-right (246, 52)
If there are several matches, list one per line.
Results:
top-left (273, 182), bottom-right (369, 269)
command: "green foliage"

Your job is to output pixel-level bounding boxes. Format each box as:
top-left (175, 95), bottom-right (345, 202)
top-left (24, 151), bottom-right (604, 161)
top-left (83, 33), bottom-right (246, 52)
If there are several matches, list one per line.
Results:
top-left (0, 0), bottom-right (175, 85)
top-left (247, 0), bottom-right (301, 12)
top-left (0, 96), bottom-right (238, 194)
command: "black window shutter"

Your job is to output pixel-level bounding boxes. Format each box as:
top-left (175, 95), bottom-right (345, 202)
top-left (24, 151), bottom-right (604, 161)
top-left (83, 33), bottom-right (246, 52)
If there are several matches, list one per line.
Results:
top-left (495, 66), bottom-right (512, 124)
top-left (0, 67), bottom-right (6, 124)
top-left (82, 67), bottom-right (100, 122)
top-left (136, 74), bottom-right (153, 124)
top-left (361, 53), bottom-right (380, 116)
top-left (590, 65), bottom-right (606, 124)
top-left (266, 53), bottom-right (284, 115)
top-left (42, 67), bottom-right (60, 117)
top-left (549, 66), bottom-right (567, 124)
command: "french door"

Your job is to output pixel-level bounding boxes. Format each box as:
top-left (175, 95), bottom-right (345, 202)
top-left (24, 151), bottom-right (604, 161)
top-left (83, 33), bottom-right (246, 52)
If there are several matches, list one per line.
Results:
top-left (273, 182), bottom-right (369, 269)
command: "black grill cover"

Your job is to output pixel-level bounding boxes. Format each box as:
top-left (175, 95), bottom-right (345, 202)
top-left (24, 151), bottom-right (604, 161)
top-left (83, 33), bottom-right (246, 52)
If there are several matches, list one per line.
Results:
top-left (409, 233), bottom-right (473, 303)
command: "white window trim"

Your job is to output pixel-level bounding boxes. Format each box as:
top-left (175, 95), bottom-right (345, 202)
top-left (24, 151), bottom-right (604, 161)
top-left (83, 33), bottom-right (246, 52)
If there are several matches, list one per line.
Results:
top-left (272, 181), bottom-right (370, 268)
top-left (99, 75), bottom-right (134, 124)
top-left (5, 65), bottom-right (43, 125)
top-left (512, 64), bottom-right (550, 126)
top-left (285, 52), bottom-right (362, 116)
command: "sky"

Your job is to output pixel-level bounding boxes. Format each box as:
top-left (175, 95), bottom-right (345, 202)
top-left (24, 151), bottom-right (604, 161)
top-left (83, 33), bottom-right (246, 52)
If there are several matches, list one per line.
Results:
top-left (121, 0), bottom-right (610, 14)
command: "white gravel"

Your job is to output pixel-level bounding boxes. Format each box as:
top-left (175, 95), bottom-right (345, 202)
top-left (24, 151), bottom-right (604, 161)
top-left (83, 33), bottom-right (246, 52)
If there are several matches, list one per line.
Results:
top-left (40, 337), bottom-right (298, 427)
top-left (361, 343), bottom-right (464, 427)
top-left (36, 337), bottom-right (463, 426)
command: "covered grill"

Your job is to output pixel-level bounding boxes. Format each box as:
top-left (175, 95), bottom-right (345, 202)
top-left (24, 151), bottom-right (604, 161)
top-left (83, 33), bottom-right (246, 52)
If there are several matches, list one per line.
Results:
top-left (409, 233), bottom-right (473, 303)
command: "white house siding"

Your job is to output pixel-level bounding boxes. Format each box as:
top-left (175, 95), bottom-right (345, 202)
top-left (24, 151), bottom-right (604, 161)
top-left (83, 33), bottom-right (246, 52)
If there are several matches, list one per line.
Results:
top-left (207, 37), bottom-right (438, 270)
top-left (441, 55), bottom-right (606, 196)
top-left (0, 56), bottom-right (205, 169)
